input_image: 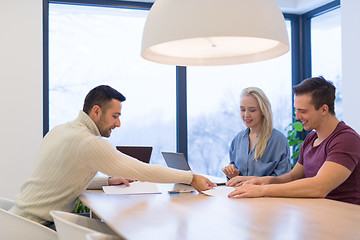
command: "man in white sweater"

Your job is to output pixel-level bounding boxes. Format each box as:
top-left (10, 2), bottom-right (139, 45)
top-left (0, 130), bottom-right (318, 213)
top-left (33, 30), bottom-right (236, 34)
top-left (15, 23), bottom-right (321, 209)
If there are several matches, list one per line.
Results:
top-left (10, 85), bottom-right (215, 227)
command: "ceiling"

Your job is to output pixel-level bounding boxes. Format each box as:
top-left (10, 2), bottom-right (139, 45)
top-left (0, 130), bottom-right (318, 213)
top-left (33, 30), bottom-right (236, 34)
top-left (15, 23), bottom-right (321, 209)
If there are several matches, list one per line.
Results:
top-left (275, 0), bottom-right (335, 14)
top-left (124, 0), bottom-right (336, 14)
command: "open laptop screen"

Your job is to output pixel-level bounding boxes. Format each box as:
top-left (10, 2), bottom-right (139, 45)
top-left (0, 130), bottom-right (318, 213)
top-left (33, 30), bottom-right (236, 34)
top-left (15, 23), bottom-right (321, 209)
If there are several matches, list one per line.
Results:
top-left (161, 152), bottom-right (191, 171)
top-left (116, 146), bottom-right (153, 164)
top-left (162, 152), bottom-right (227, 184)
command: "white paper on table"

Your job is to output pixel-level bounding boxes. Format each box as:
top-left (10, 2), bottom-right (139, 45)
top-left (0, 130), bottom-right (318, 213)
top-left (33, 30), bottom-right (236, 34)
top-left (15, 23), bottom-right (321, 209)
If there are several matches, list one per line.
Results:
top-left (102, 181), bottom-right (161, 195)
top-left (202, 186), bottom-right (235, 197)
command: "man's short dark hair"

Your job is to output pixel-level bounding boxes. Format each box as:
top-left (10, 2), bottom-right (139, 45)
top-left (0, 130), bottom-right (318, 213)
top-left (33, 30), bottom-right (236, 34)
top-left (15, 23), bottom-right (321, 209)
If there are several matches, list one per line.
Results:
top-left (293, 76), bottom-right (336, 115)
top-left (83, 85), bottom-right (126, 114)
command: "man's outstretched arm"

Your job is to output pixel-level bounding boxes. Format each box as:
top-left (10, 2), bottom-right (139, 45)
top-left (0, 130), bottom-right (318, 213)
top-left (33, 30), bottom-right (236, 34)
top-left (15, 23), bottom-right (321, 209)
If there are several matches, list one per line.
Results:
top-left (228, 161), bottom-right (351, 199)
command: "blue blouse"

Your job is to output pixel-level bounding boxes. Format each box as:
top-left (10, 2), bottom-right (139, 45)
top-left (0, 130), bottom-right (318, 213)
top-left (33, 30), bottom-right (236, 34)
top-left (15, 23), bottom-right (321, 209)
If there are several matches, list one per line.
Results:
top-left (229, 128), bottom-right (291, 176)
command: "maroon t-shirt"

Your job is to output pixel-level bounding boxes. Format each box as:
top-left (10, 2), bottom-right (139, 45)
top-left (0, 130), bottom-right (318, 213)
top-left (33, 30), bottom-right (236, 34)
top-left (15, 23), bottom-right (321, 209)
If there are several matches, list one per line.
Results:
top-left (298, 121), bottom-right (360, 205)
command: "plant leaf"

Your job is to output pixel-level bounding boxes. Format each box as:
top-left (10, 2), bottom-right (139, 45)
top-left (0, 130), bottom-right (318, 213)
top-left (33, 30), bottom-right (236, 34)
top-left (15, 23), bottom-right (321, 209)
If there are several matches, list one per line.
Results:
top-left (293, 121), bottom-right (303, 131)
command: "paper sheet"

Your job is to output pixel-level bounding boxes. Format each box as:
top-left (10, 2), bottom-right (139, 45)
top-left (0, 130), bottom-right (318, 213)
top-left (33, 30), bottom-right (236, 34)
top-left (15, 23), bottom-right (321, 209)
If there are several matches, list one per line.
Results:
top-left (102, 181), bottom-right (161, 195)
top-left (202, 186), bottom-right (235, 197)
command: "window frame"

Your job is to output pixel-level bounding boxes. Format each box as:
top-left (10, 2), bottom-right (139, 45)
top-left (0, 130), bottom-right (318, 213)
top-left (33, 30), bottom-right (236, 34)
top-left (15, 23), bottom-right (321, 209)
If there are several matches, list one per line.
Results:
top-left (43, 0), bottom-right (341, 157)
top-left (284, 0), bottom-right (340, 140)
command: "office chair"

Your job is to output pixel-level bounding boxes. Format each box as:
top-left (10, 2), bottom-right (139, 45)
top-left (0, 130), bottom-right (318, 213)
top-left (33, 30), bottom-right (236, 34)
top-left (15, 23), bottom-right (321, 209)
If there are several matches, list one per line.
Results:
top-left (50, 210), bottom-right (124, 240)
top-left (0, 196), bottom-right (14, 210)
top-left (0, 208), bottom-right (57, 239)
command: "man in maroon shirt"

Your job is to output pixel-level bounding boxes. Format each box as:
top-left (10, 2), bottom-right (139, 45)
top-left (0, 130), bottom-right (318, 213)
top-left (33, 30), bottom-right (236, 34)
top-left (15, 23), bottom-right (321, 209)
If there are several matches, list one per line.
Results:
top-left (226, 77), bottom-right (360, 205)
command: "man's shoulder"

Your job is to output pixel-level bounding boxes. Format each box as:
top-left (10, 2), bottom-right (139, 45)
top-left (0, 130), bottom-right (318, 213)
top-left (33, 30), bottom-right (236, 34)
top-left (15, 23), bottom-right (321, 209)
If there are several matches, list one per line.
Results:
top-left (339, 121), bottom-right (359, 133)
top-left (332, 121), bottom-right (360, 141)
top-left (45, 119), bottom-right (97, 141)
top-left (320, 122), bottom-right (360, 155)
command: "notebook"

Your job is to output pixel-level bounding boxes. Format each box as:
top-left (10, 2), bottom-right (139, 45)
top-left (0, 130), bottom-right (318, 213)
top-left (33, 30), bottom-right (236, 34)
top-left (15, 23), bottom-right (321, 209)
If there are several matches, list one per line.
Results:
top-left (161, 152), bottom-right (226, 184)
top-left (116, 146), bottom-right (153, 164)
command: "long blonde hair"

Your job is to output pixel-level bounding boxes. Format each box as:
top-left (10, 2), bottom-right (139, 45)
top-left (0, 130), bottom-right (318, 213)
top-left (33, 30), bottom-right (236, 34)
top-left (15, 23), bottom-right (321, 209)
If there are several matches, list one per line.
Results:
top-left (241, 87), bottom-right (273, 161)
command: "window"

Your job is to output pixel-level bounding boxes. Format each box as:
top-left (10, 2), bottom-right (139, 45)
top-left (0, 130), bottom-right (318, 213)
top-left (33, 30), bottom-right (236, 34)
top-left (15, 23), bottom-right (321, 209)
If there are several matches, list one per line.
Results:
top-left (187, 22), bottom-right (292, 177)
top-left (47, 1), bottom-right (340, 176)
top-left (311, 8), bottom-right (342, 119)
top-left (49, 3), bottom-right (175, 165)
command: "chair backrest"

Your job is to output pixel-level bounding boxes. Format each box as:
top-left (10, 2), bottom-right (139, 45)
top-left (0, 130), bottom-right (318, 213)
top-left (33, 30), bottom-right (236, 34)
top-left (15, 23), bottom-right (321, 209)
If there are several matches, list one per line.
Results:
top-left (0, 208), bottom-right (57, 240)
top-left (86, 232), bottom-right (123, 240)
top-left (0, 196), bottom-right (15, 210)
top-left (50, 210), bottom-right (122, 240)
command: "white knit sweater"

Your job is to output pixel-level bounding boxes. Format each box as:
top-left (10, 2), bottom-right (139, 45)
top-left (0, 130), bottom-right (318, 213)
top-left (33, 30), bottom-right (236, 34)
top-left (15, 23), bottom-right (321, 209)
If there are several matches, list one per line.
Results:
top-left (10, 111), bottom-right (192, 223)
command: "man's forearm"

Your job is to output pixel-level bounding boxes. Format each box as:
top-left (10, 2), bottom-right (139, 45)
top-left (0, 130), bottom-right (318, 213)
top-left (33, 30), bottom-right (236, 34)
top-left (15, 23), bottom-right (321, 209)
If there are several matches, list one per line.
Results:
top-left (268, 163), bottom-right (305, 184)
top-left (230, 162), bottom-right (349, 199)
top-left (265, 161), bottom-right (351, 198)
top-left (268, 173), bottom-right (297, 184)
top-left (264, 177), bottom-right (328, 198)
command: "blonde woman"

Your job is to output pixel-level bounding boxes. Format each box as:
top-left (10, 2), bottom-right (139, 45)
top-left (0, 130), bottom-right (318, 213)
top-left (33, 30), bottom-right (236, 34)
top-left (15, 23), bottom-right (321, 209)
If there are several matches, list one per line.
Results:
top-left (222, 87), bottom-right (291, 184)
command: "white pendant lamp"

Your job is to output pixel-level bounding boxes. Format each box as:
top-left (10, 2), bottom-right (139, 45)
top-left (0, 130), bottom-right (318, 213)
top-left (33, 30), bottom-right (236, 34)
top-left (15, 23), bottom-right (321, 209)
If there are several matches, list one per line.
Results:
top-left (141, 0), bottom-right (290, 66)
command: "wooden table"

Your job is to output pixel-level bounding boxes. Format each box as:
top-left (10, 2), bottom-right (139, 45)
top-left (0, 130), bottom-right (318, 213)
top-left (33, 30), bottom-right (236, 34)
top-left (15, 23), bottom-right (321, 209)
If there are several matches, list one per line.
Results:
top-left (80, 183), bottom-right (360, 240)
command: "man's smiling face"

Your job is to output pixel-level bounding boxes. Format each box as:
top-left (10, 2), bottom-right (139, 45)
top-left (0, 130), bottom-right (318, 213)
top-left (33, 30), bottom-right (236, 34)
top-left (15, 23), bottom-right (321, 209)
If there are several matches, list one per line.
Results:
top-left (294, 93), bottom-right (323, 131)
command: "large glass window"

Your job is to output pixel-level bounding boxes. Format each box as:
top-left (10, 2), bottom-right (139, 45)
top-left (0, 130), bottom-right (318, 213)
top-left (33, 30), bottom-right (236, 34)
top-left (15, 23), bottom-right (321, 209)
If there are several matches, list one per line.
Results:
top-left (311, 8), bottom-right (342, 119)
top-left (48, 2), bottom-right (340, 177)
top-left (187, 22), bottom-right (292, 177)
top-left (49, 3), bottom-right (176, 165)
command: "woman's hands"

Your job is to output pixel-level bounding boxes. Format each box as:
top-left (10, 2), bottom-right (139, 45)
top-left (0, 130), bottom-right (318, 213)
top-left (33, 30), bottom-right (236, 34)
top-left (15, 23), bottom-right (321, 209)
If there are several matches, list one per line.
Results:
top-left (222, 164), bottom-right (240, 179)
top-left (227, 176), bottom-right (274, 198)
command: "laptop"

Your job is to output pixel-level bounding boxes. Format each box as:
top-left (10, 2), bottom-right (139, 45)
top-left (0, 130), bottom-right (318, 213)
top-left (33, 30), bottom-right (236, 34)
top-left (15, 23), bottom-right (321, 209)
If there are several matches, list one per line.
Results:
top-left (161, 152), bottom-right (226, 184)
top-left (161, 152), bottom-right (191, 171)
top-left (116, 146), bottom-right (153, 164)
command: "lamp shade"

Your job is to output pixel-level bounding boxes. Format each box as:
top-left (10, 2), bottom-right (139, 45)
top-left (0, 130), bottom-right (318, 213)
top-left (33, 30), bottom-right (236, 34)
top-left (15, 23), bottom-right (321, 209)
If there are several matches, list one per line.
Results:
top-left (141, 0), bottom-right (289, 66)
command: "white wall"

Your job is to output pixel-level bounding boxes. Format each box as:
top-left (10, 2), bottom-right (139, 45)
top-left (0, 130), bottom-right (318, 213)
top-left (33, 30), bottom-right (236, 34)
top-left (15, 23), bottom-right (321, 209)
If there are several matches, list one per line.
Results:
top-left (0, 0), bottom-right (43, 199)
top-left (342, 0), bottom-right (360, 133)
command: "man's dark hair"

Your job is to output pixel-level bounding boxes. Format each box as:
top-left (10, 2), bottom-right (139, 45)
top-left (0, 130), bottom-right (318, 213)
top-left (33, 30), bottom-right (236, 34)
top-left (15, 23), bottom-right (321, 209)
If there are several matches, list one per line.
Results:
top-left (83, 85), bottom-right (126, 114)
top-left (293, 76), bottom-right (336, 115)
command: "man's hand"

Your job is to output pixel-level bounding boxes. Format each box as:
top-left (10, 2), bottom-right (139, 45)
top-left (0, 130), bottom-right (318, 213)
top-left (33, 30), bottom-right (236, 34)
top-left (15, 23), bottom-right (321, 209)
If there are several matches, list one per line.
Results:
top-left (245, 176), bottom-right (273, 185)
top-left (222, 164), bottom-right (240, 179)
top-left (190, 174), bottom-right (217, 192)
top-left (228, 183), bottom-right (267, 199)
top-left (226, 176), bottom-right (257, 187)
top-left (108, 177), bottom-right (135, 187)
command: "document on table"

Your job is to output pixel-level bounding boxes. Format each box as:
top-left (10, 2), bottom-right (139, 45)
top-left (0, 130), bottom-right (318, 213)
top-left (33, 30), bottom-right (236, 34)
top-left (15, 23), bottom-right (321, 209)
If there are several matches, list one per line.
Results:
top-left (202, 186), bottom-right (235, 197)
top-left (102, 181), bottom-right (161, 195)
